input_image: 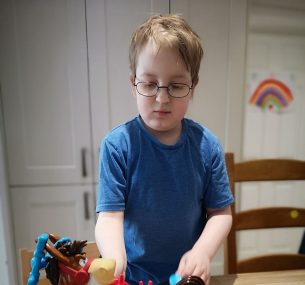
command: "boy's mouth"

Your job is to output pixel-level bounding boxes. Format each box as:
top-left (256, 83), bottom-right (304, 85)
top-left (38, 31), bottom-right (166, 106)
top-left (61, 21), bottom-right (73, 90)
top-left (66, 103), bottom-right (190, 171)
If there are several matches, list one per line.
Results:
top-left (154, 110), bottom-right (170, 113)
top-left (154, 110), bottom-right (171, 116)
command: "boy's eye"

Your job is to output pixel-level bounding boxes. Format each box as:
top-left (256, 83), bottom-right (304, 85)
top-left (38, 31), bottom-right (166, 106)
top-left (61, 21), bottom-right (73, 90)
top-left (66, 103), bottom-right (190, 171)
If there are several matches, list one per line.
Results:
top-left (142, 82), bottom-right (157, 90)
top-left (170, 84), bottom-right (186, 90)
top-left (143, 82), bottom-right (155, 87)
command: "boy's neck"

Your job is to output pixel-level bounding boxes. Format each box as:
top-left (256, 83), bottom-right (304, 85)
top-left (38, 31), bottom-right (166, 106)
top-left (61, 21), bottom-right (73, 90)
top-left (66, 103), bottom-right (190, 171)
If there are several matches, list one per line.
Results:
top-left (141, 118), bottom-right (182, 145)
top-left (154, 129), bottom-right (181, 145)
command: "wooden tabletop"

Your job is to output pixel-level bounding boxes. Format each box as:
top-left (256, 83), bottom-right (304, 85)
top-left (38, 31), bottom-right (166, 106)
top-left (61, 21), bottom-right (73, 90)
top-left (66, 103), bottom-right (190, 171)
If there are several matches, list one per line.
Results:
top-left (210, 269), bottom-right (305, 285)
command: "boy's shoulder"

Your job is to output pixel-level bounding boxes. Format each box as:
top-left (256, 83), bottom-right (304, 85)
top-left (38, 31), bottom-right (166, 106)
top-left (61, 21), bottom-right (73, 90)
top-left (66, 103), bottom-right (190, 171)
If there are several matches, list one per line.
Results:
top-left (184, 118), bottom-right (224, 164)
top-left (103, 117), bottom-right (139, 145)
top-left (108, 117), bottom-right (138, 134)
top-left (184, 117), bottom-right (219, 143)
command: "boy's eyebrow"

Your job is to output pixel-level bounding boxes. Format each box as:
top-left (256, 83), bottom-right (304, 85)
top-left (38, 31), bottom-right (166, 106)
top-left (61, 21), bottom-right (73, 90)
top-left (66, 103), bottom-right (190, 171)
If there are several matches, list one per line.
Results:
top-left (138, 73), bottom-right (190, 81)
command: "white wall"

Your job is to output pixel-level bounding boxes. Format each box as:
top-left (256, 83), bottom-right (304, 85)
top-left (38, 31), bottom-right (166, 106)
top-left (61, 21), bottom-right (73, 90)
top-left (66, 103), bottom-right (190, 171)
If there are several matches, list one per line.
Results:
top-left (0, 1), bottom-right (22, 282)
top-left (0, 196), bottom-right (9, 284)
top-left (0, 97), bottom-right (17, 284)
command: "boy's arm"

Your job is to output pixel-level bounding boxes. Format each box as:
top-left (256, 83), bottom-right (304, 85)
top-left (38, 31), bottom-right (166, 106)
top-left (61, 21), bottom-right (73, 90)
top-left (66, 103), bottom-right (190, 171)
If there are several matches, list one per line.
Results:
top-left (177, 205), bottom-right (232, 285)
top-left (95, 211), bottom-right (127, 277)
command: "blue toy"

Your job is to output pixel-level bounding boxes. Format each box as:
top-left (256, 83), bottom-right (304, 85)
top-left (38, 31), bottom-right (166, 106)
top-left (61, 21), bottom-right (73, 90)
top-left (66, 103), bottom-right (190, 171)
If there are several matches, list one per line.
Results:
top-left (169, 273), bottom-right (182, 285)
top-left (27, 233), bottom-right (72, 285)
top-left (28, 233), bottom-right (49, 285)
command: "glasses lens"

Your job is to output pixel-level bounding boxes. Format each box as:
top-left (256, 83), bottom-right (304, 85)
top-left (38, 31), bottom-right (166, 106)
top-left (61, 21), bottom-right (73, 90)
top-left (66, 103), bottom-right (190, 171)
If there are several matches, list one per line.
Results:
top-left (137, 82), bottom-right (157, 96)
top-left (168, 83), bottom-right (190, 98)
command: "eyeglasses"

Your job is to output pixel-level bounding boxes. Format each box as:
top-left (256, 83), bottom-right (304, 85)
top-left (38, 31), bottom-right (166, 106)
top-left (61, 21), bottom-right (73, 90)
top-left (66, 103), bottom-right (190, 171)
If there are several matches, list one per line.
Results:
top-left (133, 79), bottom-right (193, 98)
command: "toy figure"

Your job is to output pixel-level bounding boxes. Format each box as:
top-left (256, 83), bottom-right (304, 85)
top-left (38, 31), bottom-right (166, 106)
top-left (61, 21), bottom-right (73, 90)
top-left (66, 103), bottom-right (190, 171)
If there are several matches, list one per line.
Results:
top-left (28, 233), bottom-right (115, 285)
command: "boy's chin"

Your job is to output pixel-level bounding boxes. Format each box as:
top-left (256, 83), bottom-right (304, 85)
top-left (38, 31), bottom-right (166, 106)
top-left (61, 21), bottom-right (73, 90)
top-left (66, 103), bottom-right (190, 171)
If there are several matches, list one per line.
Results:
top-left (148, 122), bottom-right (180, 134)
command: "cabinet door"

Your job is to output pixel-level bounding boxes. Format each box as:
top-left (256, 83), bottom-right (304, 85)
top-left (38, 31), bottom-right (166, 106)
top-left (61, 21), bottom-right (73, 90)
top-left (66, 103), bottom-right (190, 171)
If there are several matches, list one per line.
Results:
top-left (12, 185), bottom-right (95, 282)
top-left (1, 0), bottom-right (92, 185)
top-left (87, 0), bottom-right (169, 182)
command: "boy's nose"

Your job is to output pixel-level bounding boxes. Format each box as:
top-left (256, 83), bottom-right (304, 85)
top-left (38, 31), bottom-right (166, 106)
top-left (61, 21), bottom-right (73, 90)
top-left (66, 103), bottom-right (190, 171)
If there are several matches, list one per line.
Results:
top-left (156, 88), bottom-right (170, 104)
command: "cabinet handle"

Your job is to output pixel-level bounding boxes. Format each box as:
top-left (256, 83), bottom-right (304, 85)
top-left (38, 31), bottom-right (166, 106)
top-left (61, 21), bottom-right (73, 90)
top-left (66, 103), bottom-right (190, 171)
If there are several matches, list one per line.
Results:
top-left (84, 191), bottom-right (90, 220)
top-left (81, 148), bottom-right (87, 177)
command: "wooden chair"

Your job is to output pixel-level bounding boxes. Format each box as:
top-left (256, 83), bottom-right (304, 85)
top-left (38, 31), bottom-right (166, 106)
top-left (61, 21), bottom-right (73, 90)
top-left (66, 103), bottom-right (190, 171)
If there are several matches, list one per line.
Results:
top-left (224, 152), bottom-right (305, 274)
top-left (20, 241), bottom-right (100, 285)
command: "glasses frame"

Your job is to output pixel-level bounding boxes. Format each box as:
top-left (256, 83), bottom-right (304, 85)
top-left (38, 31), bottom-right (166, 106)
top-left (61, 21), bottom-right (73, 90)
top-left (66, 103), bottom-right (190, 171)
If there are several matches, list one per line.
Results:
top-left (133, 77), bottom-right (193, 98)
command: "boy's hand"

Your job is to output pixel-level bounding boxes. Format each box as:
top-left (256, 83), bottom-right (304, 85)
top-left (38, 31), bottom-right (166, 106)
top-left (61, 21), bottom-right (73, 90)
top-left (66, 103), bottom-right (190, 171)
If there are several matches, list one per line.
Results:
top-left (114, 257), bottom-right (126, 277)
top-left (176, 249), bottom-right (211, 285)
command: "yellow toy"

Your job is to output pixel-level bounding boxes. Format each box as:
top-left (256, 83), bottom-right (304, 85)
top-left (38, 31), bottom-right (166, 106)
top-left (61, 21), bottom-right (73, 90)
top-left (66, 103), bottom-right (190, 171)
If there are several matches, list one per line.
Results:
top-left (88, 258), bottom-right (116, 285)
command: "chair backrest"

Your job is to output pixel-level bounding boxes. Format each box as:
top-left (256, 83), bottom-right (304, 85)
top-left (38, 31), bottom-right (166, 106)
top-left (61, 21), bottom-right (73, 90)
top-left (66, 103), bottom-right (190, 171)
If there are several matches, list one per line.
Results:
top-left (224, 152), bottom-right (305, 274)
top-left (20, 241), bottom-right (100, 285)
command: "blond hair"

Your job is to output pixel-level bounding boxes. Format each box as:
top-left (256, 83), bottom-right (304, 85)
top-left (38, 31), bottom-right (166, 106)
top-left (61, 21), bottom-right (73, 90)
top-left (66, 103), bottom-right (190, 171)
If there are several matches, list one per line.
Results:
top-left (129, 14), bottom-right (204, 83)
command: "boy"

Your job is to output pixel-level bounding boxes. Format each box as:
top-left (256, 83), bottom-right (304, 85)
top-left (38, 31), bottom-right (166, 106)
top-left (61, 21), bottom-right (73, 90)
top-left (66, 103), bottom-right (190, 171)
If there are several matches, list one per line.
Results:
top-left (95, 14), bottom-right (233, 285)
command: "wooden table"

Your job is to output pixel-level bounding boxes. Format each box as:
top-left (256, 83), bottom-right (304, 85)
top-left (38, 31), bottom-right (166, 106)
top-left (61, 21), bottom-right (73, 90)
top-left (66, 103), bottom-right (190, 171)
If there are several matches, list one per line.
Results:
top-left (210, 269), bottom-right (305, 285)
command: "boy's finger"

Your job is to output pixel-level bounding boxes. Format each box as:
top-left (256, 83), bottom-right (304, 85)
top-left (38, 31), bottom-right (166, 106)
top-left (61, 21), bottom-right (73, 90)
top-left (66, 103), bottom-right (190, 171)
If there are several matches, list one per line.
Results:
top-left (192, 265), bottom-right (203, 277)
top-left (176, 257), bottom-right (186, 274)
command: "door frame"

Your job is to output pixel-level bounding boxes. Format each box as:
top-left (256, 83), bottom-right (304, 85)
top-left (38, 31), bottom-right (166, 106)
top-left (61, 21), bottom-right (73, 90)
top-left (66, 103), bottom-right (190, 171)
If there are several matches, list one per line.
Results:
top-left (0, 94), bottom-right (17, 285)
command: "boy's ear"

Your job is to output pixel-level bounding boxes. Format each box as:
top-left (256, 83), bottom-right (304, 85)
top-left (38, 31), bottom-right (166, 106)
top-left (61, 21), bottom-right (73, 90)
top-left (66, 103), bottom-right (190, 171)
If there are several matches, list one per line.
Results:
top-left (129, 74), bottom-right (137, 97)
top-left (190, 79), bottom-right (199, 98)
top-left (192, 78), bottom-right (199, 88)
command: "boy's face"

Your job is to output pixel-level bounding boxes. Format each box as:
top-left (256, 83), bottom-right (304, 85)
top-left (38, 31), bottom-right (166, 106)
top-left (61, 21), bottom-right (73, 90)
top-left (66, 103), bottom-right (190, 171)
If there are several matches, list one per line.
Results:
top-left (130, 40), bottom-right (195, 139)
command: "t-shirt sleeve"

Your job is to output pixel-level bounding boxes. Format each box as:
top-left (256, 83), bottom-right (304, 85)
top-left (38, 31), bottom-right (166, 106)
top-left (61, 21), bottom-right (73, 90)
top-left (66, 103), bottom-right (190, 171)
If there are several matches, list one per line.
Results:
top-left (96, 138), bottom-right (127, 212)
top-left (204, 140), bottom-right (234, 209)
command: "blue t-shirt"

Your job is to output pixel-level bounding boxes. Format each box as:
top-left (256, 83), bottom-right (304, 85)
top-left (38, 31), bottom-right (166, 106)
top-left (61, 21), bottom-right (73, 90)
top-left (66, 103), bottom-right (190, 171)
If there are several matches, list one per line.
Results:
top-left (96, 116), bottom-right (234, 284)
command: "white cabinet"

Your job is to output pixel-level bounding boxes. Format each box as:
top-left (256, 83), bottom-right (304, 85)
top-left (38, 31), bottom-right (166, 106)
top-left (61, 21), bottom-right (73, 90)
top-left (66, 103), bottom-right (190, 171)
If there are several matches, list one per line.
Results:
top-left (2, 0), bottom-right (93, 186)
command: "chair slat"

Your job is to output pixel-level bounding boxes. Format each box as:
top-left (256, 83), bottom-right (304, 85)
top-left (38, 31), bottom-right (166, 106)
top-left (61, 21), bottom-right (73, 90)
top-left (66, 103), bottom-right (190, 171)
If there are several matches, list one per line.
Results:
top-left (235, 159), bottom-right (305, 182)
top-left (237, 254), bottom-right (305, 273)
top-left (235, 207), bottom-right (305, 230)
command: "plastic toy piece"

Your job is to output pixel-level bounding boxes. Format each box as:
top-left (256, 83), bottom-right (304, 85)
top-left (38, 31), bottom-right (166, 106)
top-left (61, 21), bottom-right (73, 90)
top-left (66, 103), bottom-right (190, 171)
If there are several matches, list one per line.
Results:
top-left (88, 258), bottom-right (116, 285)
top-left (109, 275), bottom-right (152, 285)
top-left (177, 276), bottom-right (205, 285)
top-left (169, 273), bottom-right (182, 285)
top-left (57, 259), bottom-right (92, 285)
top-left (110, 274), bottom-right (129, 285)
top-left (28, 233), bottom-right (49, 285)
top-left (44, 236), bottom-right (87, 270)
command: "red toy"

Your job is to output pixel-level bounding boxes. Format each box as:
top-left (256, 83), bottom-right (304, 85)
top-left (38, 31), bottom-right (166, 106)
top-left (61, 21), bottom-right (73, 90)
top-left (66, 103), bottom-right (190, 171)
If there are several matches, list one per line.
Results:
top-left (110, 274), bottom-right (152, 285)
top-left (57, 259), bottom-right (93, 285)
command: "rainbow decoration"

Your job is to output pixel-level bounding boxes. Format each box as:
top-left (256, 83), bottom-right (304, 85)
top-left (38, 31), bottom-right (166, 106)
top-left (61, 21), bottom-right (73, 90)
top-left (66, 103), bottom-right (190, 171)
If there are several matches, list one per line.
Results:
top-left (249, 78), bottom-right (293, 111)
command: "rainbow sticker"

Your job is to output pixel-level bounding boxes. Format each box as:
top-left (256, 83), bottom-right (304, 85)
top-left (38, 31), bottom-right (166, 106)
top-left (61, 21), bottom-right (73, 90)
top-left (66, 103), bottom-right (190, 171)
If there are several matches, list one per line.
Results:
top-left (249, 78), bottom-right (293, 111)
